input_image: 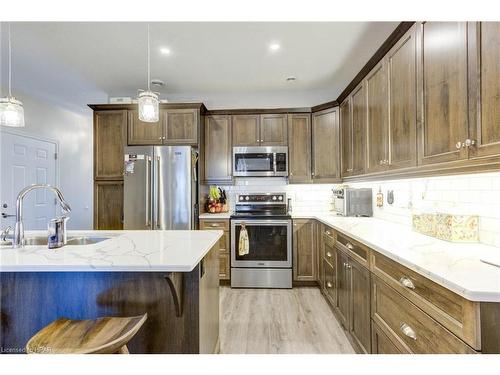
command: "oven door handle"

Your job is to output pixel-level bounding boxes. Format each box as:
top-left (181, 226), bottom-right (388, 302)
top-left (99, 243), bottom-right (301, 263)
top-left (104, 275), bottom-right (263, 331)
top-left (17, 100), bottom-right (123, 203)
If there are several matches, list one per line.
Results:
top-left (231, 219), bottom-right (291, 226)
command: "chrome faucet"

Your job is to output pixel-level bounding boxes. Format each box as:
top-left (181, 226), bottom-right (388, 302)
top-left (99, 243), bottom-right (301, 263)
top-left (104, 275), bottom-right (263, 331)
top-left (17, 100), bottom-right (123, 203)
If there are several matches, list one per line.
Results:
top-left (13, 184), bottom-right (71, 248)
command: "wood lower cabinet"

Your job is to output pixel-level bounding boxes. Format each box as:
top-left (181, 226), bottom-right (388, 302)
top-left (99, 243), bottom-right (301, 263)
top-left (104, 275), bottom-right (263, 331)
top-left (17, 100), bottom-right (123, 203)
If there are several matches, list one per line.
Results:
top-left (292, 219), bottom-right (317, 282)
top-left (260, 114), bottom-right (287, 146)
top-left (203, 115), bottom-right (232, 183)
top-left (94, 110), bottom-right (127, 180)
top-left (288, 114), bottom-right (312, 183)
top-left (232, 115), bottom-right (260, 146)
top-left (349, 257), bottom-right (371, 353)
top-left (94, 180), bottom-right (123, 230)
top-left (334, 247), bottom-right (350, 329)
top-left (417, 22), bottom-right (469, 165)
top-left (371, 321), bottom-right (409, 354)
top-left (200, 218), bottom-right (230, 281)
top-left (311, 107), bottom-right (340, 182)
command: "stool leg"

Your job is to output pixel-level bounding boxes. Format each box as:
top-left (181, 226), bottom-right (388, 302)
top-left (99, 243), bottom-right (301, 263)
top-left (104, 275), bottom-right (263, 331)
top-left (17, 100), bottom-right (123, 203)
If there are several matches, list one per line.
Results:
top-left (116, 345), bottom-right (129, 354)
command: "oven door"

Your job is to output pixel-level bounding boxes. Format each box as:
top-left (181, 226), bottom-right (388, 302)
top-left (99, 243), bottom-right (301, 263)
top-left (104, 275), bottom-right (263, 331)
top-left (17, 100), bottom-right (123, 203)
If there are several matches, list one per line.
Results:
top-left (231, 219), bottom-right (292, 268)
top-left (233, 147), bottom-right (275, 177)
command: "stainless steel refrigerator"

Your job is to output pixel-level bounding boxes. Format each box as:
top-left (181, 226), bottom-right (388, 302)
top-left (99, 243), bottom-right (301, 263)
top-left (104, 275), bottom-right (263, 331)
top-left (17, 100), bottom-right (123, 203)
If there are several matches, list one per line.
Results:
top-left (123, 146), bottom-right (198, 230)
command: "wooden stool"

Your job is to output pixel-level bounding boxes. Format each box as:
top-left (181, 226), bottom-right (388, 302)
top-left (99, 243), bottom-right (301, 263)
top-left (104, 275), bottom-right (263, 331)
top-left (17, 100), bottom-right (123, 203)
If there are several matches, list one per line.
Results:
top-left (26, 314), bottom-right (147, 354)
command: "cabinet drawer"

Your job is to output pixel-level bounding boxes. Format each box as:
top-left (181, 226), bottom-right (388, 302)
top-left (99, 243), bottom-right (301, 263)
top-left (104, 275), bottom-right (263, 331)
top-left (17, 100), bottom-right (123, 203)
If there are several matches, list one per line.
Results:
top-left (323, 258), bottom-right (336, 306)
top-left (372, 276), bottom-right (475, 354)
top-left (219, 253), bottom-right (230, 280)
top-left (323, 236), bottom-right (335, 266)
top-left (335, 232), bottom-right (370, 268)
top-left (371, 320), bottom-right (409, 354)
top-left (323, 226), bottom-right (335, 243)
top-left (371, 251), bottom-right (480, 349)
top-left (200, 219), bottom-right (229, 231)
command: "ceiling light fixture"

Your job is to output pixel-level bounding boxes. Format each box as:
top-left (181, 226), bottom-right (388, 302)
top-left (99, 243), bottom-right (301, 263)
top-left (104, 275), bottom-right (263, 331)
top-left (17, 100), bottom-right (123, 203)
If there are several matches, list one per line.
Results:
top-left (160, 47), bottom-right (171, 55)
top-left (138, 24), bottom-right (159, 123)
top-left (269, 43), bottom-right (281, 51)
top-left (0, 23), bottom-right (25, 128)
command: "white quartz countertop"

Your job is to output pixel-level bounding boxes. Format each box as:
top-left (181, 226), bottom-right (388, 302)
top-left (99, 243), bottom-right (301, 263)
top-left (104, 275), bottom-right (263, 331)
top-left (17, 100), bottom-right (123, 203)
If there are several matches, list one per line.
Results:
top-left (199, 212), bottom-right (232, 219)
top-left (292, 212), bottom-right (500, 302)
top-left (0, 230), bottom-right (223, 272)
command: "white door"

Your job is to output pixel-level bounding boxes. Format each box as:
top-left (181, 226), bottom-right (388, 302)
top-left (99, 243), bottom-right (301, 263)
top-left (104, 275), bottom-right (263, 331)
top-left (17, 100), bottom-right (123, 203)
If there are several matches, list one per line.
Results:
top-left (1, 131), bottom-right (58, 230)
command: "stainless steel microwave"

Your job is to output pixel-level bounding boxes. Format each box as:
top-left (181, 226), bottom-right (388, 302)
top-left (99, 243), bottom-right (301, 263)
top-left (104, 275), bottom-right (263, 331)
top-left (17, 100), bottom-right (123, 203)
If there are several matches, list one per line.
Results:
top-left (233, 146), bottom-right (288, 177)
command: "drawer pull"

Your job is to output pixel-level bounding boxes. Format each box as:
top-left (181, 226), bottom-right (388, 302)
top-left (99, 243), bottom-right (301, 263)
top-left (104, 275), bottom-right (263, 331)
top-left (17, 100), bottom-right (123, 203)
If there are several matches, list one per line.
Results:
top-left (399, 276), bottom-right (415, 290)
top-left (326, 251), bottom-right (332, 258)
top-left (210, 223), bottom-right (219, 227)
top-left (400, 323), bottom-right (417, 341)
top-left (325, 230), bottom-right (331, 236)
top-left (346, 242), bottom-right (354, 250)
top-left (326, 281), bottom-right (333, 288)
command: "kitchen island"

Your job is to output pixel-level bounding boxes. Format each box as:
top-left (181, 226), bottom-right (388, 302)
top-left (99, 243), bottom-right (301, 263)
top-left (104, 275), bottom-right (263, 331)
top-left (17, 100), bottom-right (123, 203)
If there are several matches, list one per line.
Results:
top-left (0, 230), bottom-right (222, 354)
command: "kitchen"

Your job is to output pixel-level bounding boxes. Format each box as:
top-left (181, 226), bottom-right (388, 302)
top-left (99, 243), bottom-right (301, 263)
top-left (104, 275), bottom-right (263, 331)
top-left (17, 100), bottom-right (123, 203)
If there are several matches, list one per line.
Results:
top-left (1, 2), bottom-right (500, 371)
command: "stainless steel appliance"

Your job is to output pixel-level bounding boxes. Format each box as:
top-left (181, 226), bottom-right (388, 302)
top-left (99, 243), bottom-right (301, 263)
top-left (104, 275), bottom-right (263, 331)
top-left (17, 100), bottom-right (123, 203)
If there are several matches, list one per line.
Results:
top-left (123, 146), bottom-right (198, 230)
top-left (233, 146), bottom-right (288, 177)
top-left (332, 187), bottom-right (373, 217)
top-left (230, 193), bottom-right (292, 288)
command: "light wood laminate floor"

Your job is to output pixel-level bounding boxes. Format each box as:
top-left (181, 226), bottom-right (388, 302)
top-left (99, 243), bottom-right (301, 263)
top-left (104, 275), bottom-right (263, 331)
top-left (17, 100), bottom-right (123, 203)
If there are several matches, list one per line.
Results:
top-left (219, 287), bottom-right (355, 354)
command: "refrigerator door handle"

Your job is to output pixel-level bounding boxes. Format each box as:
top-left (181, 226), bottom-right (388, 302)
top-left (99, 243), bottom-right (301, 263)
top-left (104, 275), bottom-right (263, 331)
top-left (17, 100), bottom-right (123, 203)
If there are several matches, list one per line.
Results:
top-left (155, 155), bottom-right (161, 229)
top-left (145, 156), bottom-right (151, 227)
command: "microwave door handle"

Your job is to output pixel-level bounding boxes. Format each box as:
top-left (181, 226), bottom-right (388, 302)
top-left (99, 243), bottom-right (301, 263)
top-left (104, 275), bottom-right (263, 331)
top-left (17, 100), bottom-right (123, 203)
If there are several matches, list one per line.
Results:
top-left (273, 153), bottom-right (277, 174)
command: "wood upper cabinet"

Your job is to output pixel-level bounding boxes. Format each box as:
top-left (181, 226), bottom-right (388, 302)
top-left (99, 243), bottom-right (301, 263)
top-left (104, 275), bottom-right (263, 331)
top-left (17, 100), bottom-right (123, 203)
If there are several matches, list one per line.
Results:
top-left (204, 115), bottom-right (232, 183)
top-left (350, 84), bottom-right (366, 175)
top-left (288, 114), bottom-right (312, 183)
top-left (94, 180), bottom-right (123, 230)
top-left (260, 114), bottom-right (287, 146)
top-left (292, 219), bottom-right (317, 282)
top-left (349, 256), bottom-right (371, 353)
top-left (387, 24), bottom-right (418, 170)
top-left (127, 109), bottom-right (163, 145)
top-left (311, 107), bottom-right (340, 182)
top-left (94, 110), bottom-right (127, 179)
top-left (163, 109), bottom-right (198, 144)
top-left (417, 22), bottom-right (469, 165)
top-left (340, 98), bottom-right (352, 176)
top-left (365, 61), bottom-right (389, 174)
top-left (128, 108), bottom-right (199, 145)
top-left (232, 115), bottom-right (260, 146)
top-left (468, 22), bottom-right (500, 160)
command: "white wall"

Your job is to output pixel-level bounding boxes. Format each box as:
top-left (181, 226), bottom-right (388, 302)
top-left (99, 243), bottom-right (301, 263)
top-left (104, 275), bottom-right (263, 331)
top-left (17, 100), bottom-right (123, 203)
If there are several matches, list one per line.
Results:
top-left (0, 93), bottom-right (94, 229)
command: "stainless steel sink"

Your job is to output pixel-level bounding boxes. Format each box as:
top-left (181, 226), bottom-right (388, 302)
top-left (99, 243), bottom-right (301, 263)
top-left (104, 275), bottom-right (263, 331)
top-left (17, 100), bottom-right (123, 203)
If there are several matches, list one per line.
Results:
top-left (22, 235), bottom-right (111, 246)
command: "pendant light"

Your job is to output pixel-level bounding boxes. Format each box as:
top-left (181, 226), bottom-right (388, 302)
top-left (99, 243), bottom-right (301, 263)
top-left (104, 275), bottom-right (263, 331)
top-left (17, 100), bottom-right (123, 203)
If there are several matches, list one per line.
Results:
top-left (137, 24), bottom-right (159, 123)
top-left (0, 23), bottom-right (25, 128)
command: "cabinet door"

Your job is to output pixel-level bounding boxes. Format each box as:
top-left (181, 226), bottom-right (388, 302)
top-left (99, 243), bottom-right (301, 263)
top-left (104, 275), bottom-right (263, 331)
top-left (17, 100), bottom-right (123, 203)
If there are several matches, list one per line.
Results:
top-left (260, 114), bottom-right (288, 146)
top-left (288, 114), bottom-right (312, 183)
top-left (232, 115), bottom-right (260, 146)
top-left (417, 22), bottom-right (469, 165)
top-left (204, 115), bottom-right (232, 183)
top-left (312, 107), bottom-right (340, 182)
top-left (317, 222), bottom-right (325, 291)
top-left (94, 180), bottom-right (123, 230)
top-left (164, 109), bottom-right (198, 144)
top-left (292, 219), bottom-right (317, 281)
top-left (340, 98), bottom-right (353, 177)
top-left (94, 110), bottom-right (127, 179)
top-left (468, 22), bottom-right (500, 159)
top-left (335, 248), bottom-right (350, 329)
top-left (351, 84), bottom-right (366, 175)
top-left (365, 61), bottom-right (389, 174)
top-left (371, 322), bottom-right (407, 354)
top-left (387, 24), bottom-right (418, 170)
top-left (349, 257), bottom-right (372, 353)
top-left (127, 109), bottom-right (163, 145)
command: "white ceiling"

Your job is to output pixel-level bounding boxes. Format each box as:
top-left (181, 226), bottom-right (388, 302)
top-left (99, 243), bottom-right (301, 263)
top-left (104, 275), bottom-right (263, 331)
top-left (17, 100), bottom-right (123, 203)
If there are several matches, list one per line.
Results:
top-left (0, 22), bottom-right (399, 110)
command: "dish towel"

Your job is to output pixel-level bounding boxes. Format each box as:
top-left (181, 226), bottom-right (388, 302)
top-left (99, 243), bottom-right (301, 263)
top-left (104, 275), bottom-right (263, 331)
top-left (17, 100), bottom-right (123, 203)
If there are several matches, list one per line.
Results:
top-left (238, 226), bottom-right (249, 256)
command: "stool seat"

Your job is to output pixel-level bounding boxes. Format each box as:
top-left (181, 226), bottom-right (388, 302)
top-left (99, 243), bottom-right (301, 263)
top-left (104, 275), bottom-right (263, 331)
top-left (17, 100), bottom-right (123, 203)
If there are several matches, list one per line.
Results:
top-left (26, 314), bottom-right (147, 354)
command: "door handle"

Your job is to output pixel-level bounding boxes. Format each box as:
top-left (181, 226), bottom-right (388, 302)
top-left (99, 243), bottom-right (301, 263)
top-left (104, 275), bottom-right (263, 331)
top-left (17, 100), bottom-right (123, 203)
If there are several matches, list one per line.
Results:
top-left (155, 156), bottom-right (161, 229)
top-left (145, 156), bottom-right (151, 227)
top-left (1, 213), bottom-right (15, 218)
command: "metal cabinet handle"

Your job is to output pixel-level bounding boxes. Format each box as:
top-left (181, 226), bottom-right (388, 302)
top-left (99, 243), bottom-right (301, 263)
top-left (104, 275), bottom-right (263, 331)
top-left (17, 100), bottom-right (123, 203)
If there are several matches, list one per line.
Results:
top-left (456, 141), bottom-right (463, 149)
top-left (210, 223), bottom-right (219, 227)
top-left (326, 281), bottom-right (333, 288)
top-left (326, 251), bottom-right (332, 258)
top-left (400, 323), bottom-right (417, 340)
top-left (347, 264), bottom-right (352, 269)
top-left (464, 139), bottom-right (476, 148)
top-left (346, 242), bottom-right (354, 250)
top-left (290, 172), bottom-right (293, 176)
top-left (399, 276), bottom-right (415, 290)
top-left (325, 230), bottom-right (331, 236)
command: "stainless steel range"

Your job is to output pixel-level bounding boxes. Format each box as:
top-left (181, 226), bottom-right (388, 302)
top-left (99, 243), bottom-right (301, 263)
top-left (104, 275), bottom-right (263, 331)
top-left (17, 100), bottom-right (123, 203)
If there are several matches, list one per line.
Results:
top-left (230, 193), bottom-right (292, 289)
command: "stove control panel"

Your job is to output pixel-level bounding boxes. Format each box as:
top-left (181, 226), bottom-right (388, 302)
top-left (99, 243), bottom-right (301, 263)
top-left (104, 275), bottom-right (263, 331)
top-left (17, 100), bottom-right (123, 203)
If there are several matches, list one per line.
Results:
top-left (236, 193), bottom-right (286, 204)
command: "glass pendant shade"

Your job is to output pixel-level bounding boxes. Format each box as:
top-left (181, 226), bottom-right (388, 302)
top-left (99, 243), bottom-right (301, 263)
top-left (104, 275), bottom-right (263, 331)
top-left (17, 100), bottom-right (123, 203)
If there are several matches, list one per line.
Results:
top-left (0, 97), bottom-right (25, 127)
top-left (138, 90), bottom-right (159, 123)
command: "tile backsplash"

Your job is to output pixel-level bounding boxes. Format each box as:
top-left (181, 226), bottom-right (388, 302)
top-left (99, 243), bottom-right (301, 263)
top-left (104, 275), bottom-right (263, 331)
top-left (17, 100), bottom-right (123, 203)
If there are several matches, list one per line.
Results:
top-left (212, 172), bottom-right (500, 248)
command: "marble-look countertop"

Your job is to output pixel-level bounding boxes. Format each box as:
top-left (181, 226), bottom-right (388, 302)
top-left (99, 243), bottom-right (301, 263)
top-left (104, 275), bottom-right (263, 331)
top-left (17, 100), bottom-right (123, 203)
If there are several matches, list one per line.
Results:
top-left (292, 212), bottom-right (500, 302)
top-left (199, 212), bottom-right (232, 219)
top-left (0, 230), bottom-right (223, 272)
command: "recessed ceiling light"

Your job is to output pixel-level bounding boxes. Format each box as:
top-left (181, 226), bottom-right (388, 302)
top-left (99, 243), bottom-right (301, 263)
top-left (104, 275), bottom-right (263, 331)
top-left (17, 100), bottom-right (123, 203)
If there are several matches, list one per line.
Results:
top-left (269, 43), bottom-right (281, 51)
top-left (160, 47), bottom-right (171, 55)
